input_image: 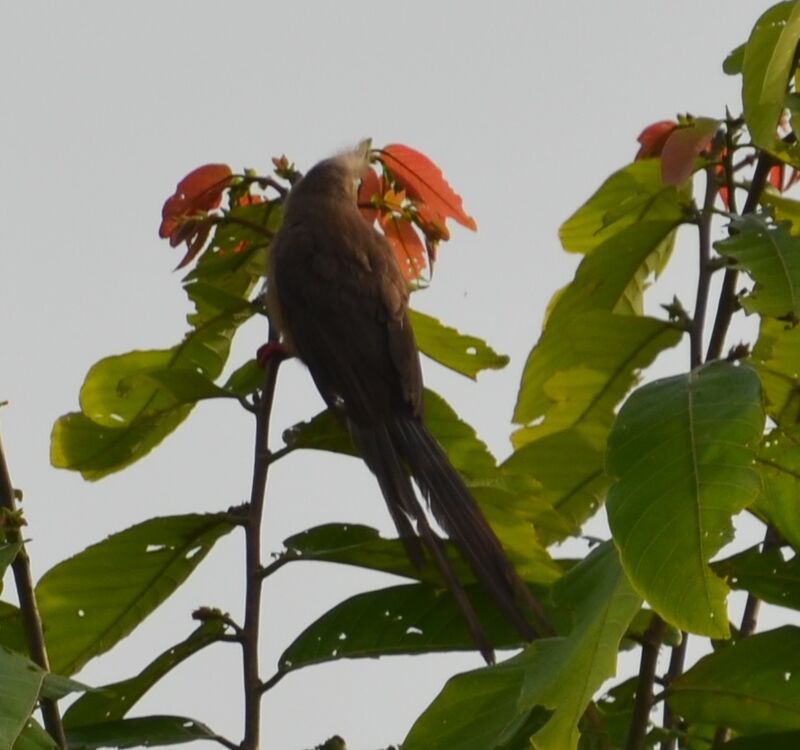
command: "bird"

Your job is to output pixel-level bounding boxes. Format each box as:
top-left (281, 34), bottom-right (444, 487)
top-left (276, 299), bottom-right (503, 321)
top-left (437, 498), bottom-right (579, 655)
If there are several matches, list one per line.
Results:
top-left (265, 147), bottom-right (543, 663)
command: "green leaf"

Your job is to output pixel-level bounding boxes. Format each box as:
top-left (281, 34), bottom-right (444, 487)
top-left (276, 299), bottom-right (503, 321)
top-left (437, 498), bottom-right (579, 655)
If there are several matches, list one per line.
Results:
top-left (668, 626), bottom-right (800, 734)
top-left (0, 601), bottom-right (26, 653)
top-left (278, 582), bottom-right (533, 671)
top-left (40, 672), bottom-right (90, 701)
top-left (607, 362), bottom-right (764, 637)
top-left (761, 191), bottom-right (800, 232)
top-left (51, 301), bottom-right (252, 479)
top-left (559, 160), bottom-right (688, 254)
top-left (0, 647), bottom-right (44, 748)
top-left (64, 715), bottom-right (221, 748)
top-left (751, 317), bottom-right (800, 427)
top-left (722, 731), bottom-right (800, 749)
top-left (223, 358), bottom-right (263, 397)
top-left (36, 514), bottom-right (236, 675)
top-left (742, 1), bottom-right (800, 151)
top-left (403, 544), bottom-right (641, 750)
top-left (0, 540), bottom-right (20, 593)
top-left (753, 427), bottom-right (800, 549)
top-left (503, 428), bottom-right (609, 545)
top-left (715, 216), bottom-right (800, 321)
top-left (12, 720), bottom-right (57, 750)
top-left (49, 408), bottom-right (190, 482)
top-left (408, 309), bottom-right (509, 379)
top-left (724, 43), bottom-right (746, 75)
top-left (513, 311), bottom-right (682, 447)
top-left (64, 620), bottom-right (226, 728)
top-left (714, 545), bottom-right (800, 610)
top-left (280, 522), bottom-right (559, 587)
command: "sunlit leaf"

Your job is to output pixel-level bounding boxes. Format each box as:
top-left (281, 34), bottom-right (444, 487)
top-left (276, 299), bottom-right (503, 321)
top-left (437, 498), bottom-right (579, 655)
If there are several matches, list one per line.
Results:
top-left (751, 316), bottom-right (800, 427)
top-left (714, 545), bottom-right (800, 610)
top-left (403, 544), bottom-right (640, 750)
top-left (607, 363), bottom-right (764, 637)
top-left (513, 310), bottom-right (682, 447)
top-left (559, 160), bottom-right (688, 254)
top-left (376, 144), bottom-right (477, 230)
top-left (753, 427), bottom-right (800, 549)
top-left (761, 192), bottom-right (800, 234)
top-left (408, 309), bottom-right (509, 379)
top-left (0, 647), bottom-right (44, 748)
top-left (742, 1), bottom-right (800, 151)
top-left (715, 215), bottom-right (800, 321)
top-left (64, 715), bottom-right (221, 748)
top-left (503, 428), bottom-right (608, 545)
top-left (668, 626), bottom-right (800, 733)
top-left (37, 514), bottom-right (236, 675)
top-left (64, 620), bottom-right (227, 729)
top-left (723, 43), bottom-right (746, 75)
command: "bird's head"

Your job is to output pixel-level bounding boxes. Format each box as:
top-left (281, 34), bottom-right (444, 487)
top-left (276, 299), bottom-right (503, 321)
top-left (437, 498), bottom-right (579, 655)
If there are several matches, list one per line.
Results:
top-left (285, 143), bottom-right (371, 210)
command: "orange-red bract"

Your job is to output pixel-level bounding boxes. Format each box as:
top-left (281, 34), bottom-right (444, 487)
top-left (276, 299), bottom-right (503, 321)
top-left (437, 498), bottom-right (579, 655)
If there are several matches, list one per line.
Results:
top-left (380, 213), bottom-right (427, 282)
top-left (357, 167), bottom-right (383, 225)
top-left (376, 144), bottom-right (477, 232)
top-left (159, 163), bottom-right (233, 246)
top-left (635, 120), bottom-right (678, 160)
top-left (659, 118), bottom-right (720, 186)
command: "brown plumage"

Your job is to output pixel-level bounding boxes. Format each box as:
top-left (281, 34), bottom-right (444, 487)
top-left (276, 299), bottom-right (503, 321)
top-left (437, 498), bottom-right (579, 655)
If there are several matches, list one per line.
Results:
top-left (266, 149), bottom-right (539, 662)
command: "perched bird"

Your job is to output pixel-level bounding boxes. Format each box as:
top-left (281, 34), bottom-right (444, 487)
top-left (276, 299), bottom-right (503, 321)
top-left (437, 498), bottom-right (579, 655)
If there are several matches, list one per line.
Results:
top-left (266, 148), bottom-right (542, 662)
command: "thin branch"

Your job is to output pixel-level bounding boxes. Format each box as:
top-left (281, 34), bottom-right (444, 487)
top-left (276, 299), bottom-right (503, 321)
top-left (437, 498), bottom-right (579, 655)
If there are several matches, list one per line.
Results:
top-left (258, 670), bottom-right (286, 695)
top-left (259, 553), bottom-right (293, 580)
top-left (626, 616), bottom-right (665, 750)
top-left (0, 432), bottom-right (67, 749)
top-left (211, 733), bottom-right (240, 750)
top-left (241, 325), bottom-right (283, 750)
top-left (690, 167), bottom-right (719, 368)
top-left (659, 632), bottom-right (688, 750)
top-left (706, 148), bottom-right (776, 361)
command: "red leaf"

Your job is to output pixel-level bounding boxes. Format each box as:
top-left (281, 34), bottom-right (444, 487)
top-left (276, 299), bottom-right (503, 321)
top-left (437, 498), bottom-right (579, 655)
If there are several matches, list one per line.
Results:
top-left (660, 118), bottom-right (720, 186)
top-left (413, 199), bottom-right (450, 242)
top-left (380, 214), bottom-right (427, 282)
top-left (159, 163), bottom-right (232, 241)
top-left (635, 120), bottom-right (678, 160)
top-left (357, 167), bottom-right (383, 225)
top-left (768, 164), bottom-right (784, 191)
top-left (376, 144), bottom-right (477, 231)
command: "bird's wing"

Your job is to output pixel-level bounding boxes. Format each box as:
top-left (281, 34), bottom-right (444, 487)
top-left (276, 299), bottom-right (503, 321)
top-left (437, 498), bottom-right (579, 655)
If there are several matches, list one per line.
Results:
top-left (271, 210), bottom-right (422, 425)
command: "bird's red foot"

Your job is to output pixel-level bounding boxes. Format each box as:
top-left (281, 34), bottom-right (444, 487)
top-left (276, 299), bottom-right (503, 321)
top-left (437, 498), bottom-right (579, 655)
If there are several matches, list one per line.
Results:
top-left (256, 341), bottom-right (290, 368)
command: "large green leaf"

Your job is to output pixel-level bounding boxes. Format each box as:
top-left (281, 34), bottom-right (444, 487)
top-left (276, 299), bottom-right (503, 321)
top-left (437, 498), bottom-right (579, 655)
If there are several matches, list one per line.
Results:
top-left (502, 428), bottom-right (609, 545)
top-left (668, 626), bottom-right (800, 734)
top-left (513, 312), bottom-right (681, 447)
top-left (64, 715), bottom-right (222, 748)
top-left (752, 317), bottom-right (800, 427)
top-left (12, 720), bottom-right (57, 750)
top-left (408, 309), bottom-right (509, 379)
top-left (722, 731), bottom-right (800, 749)
top-left (559, 160), bottom-right (687, 254)
top-left (606, 362), bottom-right (764, 637)
top-left (742, 1), bottom-right (800, 152)
top-left (278, 582), bottom-right (535, 671)
top-left (753, 427), bottom-right (800, 549)
top-left (715, 216), bottom-right (800, 321)
top-left (714, 545), bottom-right (800, 610)
top-left (0, 601), bottom-right (25, 653)
top-left (403, 544), bottom-right (640, 750)
top-left (0, 647), bottom-right (44, 748)
top-left (51, 303), bottom-right (252, 480)
top-left (64, 620), bottom-right (227, 729)
top-left (36, 513), bottom-right (236, 675)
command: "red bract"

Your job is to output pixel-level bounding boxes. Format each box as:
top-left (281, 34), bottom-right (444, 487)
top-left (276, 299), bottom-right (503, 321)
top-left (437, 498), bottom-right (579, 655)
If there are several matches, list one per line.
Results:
top-left (635, 120), bottom-right (678, 160)
top-left (159, 163), bottom-right (233, 246)
top-left (659, 118), bottom-right (720, 186)
top-left (376, 144), bottom-right (477, 231)
top-left (357, 167), bottom-right (383, 225)
top-left (380, 213), bottom-right (427, 282)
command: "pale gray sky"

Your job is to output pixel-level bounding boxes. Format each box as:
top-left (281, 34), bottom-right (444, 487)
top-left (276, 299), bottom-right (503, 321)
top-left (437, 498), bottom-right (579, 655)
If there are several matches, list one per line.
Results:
top-left (0, 2), bottom-right (785, 749)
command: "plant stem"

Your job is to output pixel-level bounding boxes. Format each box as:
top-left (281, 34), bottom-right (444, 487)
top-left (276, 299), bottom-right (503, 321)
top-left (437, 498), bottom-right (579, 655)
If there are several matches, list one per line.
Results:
top-left (690, 167), bottom-right (719, 368)
top-left (705, 150), bottom-right (775, 361)
top-left (0, 432), bottom-right (67, 749)
top-left (659, 633), bottom-right (688, 750)
top-left (626, 615), bottom-right (665, 750)
top-left (241, 326), bottom-right (283, 750)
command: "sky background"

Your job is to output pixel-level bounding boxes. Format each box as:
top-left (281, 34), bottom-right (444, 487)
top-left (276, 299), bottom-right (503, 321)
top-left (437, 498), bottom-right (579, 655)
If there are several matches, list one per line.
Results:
top-left (0, 2), bottom-right (791, 749)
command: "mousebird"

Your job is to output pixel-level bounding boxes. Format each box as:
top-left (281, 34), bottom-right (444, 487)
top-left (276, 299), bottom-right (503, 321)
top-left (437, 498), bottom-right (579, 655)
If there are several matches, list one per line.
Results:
top-left (266, 148), bottom-right (543, 662)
